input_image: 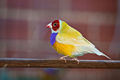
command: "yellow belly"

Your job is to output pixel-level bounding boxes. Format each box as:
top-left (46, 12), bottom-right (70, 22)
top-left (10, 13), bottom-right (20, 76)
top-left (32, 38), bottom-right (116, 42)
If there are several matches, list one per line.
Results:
top-left (53, 41), bottom-right (75, 56)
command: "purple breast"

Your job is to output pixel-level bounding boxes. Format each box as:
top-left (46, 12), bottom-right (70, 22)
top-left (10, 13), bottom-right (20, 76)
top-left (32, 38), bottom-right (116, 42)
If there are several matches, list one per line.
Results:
top-left (50, 33), bottom-right (58, 45)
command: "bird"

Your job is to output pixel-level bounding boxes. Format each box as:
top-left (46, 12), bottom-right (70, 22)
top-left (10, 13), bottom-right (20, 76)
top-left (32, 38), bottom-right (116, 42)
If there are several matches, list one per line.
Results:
top-left (46, 20), bottom-right (111, 64)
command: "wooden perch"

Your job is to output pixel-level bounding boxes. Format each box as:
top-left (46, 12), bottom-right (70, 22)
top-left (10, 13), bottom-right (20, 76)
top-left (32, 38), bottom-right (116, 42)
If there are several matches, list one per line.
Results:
top-left (0, 58), bottom-right (120, 69)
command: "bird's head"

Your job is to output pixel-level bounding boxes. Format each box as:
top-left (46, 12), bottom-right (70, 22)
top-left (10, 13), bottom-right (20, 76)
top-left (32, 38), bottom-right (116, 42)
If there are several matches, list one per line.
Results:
top-left (47, 20), bottom-right (66, 33)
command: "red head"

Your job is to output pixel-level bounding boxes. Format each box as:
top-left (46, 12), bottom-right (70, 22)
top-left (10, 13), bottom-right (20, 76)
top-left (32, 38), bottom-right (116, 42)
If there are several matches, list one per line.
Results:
top-left (47, 20), bottom-right (61, 33)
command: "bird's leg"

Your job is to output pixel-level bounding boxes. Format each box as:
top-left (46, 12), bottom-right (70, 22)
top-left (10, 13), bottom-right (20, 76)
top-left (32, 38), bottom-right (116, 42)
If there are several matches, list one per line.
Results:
top-left (72, 58), bottom-right (79, 64)
top-left (59, 56), bottom-right (68, 63)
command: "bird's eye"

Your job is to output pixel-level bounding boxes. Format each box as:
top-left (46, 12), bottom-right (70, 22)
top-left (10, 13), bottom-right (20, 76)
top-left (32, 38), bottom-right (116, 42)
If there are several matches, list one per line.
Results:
top-left (53, 23), bottom-right (57, 27)
top-left (52, 20), bottom-right (59, 31)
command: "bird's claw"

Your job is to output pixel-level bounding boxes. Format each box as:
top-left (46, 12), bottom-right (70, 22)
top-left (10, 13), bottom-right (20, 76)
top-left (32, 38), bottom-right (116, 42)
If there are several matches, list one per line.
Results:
top-left (72, 58), bottom-right (79, 64)
top-left (59, 56), bottom-right (68, 63)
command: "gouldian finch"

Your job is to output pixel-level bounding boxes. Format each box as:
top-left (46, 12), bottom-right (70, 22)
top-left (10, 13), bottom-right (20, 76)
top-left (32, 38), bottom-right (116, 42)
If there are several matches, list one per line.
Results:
top-left (47, 20), bottom-right (111, 63)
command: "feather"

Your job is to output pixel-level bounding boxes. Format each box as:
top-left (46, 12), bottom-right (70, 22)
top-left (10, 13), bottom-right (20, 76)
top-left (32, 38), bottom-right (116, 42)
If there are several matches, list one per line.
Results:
top-left (91, 47), bottom-right (111, 59)
top-left (50, 33), bottom-right (58, 45)
top-left (56, 21), bottom-right (95, 47)
top-left (56, 20), bottom-right (110, 59)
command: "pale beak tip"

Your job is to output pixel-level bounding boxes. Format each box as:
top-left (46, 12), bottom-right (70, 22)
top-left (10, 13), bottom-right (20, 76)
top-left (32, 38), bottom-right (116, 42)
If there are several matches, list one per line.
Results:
top-left (46, 25), bottom-right (50, 28)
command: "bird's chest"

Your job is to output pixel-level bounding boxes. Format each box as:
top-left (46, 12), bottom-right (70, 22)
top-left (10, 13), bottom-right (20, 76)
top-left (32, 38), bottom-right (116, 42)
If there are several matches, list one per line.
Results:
top-left (50, 33), bottom-right (75, 56)
top-left (53, 41), bottom-right (75, 56)
top-left (50, 33), bottom-right (58, 45)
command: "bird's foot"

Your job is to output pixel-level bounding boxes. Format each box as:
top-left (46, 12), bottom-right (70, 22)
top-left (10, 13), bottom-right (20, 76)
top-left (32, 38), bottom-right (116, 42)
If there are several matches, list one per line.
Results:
top-left (72, 58), bottom-right (79, 64)
top-left (59, 56), bottom-right (68, 63)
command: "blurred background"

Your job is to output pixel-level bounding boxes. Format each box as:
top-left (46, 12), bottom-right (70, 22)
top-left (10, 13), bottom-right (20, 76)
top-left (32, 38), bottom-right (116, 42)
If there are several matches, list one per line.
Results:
top-left (0, 0), bottom-right (120, 80)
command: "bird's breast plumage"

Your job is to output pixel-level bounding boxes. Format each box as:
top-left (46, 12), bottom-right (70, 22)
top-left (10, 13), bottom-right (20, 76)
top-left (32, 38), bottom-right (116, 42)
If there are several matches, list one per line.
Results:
top-left (50, 32), bottom-right (75, 56)
top-left (53, 41), bottom-right (75, 56)
top-left (50, 33), bottom-right (58, 45)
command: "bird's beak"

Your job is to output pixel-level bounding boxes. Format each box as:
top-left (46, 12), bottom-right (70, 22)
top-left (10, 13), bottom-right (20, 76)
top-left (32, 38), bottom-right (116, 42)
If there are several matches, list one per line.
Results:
top-left (46, 25), bottom-right (50, 28)
top-left (46, 23), bottom-right (52, 28)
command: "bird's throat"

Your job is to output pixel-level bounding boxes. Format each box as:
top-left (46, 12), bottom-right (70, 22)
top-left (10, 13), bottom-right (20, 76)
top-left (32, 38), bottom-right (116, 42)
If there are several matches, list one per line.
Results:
top-left (50, 33), bottom-right (58, 45)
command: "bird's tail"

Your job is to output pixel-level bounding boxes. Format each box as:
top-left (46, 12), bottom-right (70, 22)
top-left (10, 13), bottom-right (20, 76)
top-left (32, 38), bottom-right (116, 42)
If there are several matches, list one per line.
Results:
top-left (92, 48), bottom-right (111, 59)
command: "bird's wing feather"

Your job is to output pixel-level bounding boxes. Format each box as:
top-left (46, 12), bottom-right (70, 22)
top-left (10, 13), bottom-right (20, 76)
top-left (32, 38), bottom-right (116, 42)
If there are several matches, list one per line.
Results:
top-left (56, 26), bottom-right (95, 47)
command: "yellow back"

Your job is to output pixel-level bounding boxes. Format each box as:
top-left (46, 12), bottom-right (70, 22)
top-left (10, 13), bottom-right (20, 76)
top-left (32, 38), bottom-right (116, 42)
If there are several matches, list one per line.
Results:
top-left (59, 21), bottom-right (82, 38)
top-left (56, 20), bottom-right (95, 47)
